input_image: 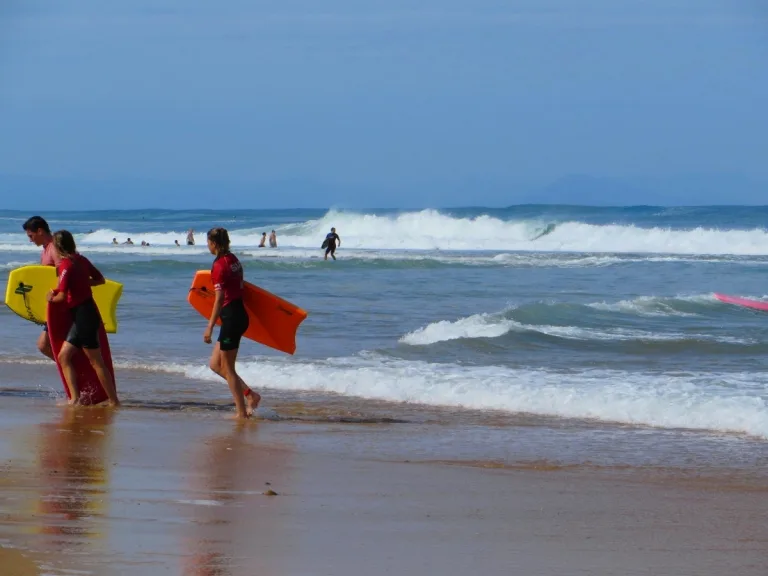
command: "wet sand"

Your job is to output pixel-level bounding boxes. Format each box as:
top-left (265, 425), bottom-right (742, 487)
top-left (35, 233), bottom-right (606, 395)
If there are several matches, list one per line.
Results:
top-left (0, 396), bottom-right (767, 575)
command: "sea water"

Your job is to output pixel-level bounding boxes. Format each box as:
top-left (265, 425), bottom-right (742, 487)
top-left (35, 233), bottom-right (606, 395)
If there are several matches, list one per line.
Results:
top-left (1, 206), bottom-right (768, 449)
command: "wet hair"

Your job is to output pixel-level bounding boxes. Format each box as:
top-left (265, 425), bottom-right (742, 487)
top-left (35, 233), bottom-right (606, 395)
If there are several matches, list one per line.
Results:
top-left (22, 216), bottom-right (51, 234)
top-left (207, 227), bottom-right (231, 252)
top-left (52, 230), bottom-right (77, 258)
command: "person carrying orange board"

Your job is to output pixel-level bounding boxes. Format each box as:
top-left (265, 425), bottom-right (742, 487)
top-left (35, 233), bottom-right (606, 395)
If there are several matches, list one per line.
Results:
top-left (204, 228), bottom-right (261, 419)
top-left (45, 231), bottom-right (120, 407)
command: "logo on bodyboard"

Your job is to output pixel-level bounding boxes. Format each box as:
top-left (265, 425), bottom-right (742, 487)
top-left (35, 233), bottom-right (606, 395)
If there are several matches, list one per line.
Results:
top-left (14, 282), bottom-right (33, 295)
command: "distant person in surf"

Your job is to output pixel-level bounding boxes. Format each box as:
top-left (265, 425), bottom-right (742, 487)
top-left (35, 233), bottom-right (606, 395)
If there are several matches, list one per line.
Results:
top-left (269, 230), bottom-right (277, 248)
top-left (45, 230), bottom-right (120, 407)
top-left (112, 238), bottom-right (118, 245)
top-left (175, 240), bottom-right (180, 247)
top-left (258, 232), bottom-right (267, 248)
top-left (186, 229), bottom-right (195, 246)
top-left (22, 216), bottom-right (60, 361)
top-left (203, 227), bottom-right (261, 419)
top-left (123, 238), bottom-right (134, 245)
top-left (323, 227), bottom-right (341, 260)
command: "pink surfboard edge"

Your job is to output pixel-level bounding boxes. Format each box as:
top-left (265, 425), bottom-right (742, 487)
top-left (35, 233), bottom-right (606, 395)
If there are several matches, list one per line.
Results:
top-left (714, 293), bottom-right (768, 312)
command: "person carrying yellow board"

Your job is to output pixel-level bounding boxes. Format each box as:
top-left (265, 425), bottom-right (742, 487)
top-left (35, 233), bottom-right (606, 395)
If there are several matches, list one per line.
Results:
top-left (22, 216), bottom-right (61, 361)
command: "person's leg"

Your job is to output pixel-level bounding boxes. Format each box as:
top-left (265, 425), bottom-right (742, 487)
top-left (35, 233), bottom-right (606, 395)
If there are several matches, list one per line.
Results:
top-left (37, 329), bottom-right (54, 360)
top-left (209, 341), bottom-right (260, 415)
top-left (208, 341), bottom-right (222, 374)
top-left (219, 346), bottom-right (247, 418)
top-left (82, 347), bottom-right (119, 406)
top-left (57, 342), bottom-right (80, 404)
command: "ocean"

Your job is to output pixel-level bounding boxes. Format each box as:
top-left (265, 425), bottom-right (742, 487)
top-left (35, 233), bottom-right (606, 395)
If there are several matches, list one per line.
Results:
top-left (1, 206), bottom-right (768, 462)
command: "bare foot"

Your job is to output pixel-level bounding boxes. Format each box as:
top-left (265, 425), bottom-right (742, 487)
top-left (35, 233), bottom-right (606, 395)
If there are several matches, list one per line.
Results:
top-left (229, 410), bottom-right (250, 420)
top-left (68, 397), bottom-right (81, 406)
top-left (246, 392), bottom-right (261, 416)
top-left (107, 399), bottom-right (121, 408)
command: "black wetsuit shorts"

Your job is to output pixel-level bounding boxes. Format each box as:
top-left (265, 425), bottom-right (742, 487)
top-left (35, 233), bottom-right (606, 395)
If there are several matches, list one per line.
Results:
top-left (66, 298), bottom-right (101, 350)
top-left (219, 299), bottom-right (249, 351)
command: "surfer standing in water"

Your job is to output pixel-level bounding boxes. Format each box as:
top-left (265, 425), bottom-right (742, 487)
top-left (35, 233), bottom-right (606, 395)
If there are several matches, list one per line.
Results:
top-left (22, 216), bottom-right (61, 361)
top-left (204, 228), bottom-right (261, 419)
top-left (324, 227), bottom-right (341, 260)
top-left (45, 231), bottom-right (120, 407)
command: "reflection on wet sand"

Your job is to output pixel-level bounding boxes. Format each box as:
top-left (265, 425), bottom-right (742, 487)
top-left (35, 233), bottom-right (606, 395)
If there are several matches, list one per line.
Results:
top-left (0, 546), bottom-right (39, 576)
top-left (182, 421), bottom-right (290, 576)
top-left (34, 408), bottom-right (114, 544)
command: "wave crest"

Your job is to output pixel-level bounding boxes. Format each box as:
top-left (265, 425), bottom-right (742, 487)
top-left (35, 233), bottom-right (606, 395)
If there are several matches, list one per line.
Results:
top-left (4, 209), bottom-right (768, 255)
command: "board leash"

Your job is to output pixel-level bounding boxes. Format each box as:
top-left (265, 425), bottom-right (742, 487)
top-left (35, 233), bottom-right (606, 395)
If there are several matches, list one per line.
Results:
top-left (15, 282), bottom-right (46, 326)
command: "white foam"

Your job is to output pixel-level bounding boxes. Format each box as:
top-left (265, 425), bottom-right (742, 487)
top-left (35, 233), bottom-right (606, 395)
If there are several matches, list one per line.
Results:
top-left (3, 351), bottom-right (764, 437)
top-left (399, 302), bottom-right (752, 346)
top-left (0, 243), bottom-right (38, 253)
top-left (116, 355), bottom-right (768, 439)
top-left (0, 260), bottom-right (36, 270)
top-left (522, 324), bottom-right (750, 344)
top-left (274, 210), bottom-right (768, 255)
top-left (490, 253), bottom-right (629, 267)
top-left (400, 313), bottom-right (517, 345)
top-left (4, 210), bottom-right (768, 256)
top-left (587, 294), bottom-right (717, 317)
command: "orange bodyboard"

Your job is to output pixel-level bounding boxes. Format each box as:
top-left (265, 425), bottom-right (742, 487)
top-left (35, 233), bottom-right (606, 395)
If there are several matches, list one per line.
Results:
top-left (187, 270), bottom-right (307, 355)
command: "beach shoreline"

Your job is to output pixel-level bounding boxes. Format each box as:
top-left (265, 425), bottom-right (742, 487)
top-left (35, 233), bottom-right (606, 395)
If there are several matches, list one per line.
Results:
top-left (0, 394), bottom-right (766, 575)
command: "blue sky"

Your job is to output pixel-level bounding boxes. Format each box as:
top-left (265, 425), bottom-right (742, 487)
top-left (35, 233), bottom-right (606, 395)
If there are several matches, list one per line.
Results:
top-left (1, 0), bottom-right (767, 208)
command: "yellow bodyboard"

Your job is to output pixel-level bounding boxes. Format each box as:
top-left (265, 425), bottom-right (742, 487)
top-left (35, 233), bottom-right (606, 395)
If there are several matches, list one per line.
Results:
top-left (4, 265), bottom-right (123, 334)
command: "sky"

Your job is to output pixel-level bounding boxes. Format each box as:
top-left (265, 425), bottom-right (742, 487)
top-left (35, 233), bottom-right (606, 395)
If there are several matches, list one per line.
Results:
top-left (1, 0), bottom-right (767, 209)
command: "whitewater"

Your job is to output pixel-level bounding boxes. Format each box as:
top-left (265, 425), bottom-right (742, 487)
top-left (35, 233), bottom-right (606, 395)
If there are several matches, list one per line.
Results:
top-left (4, 207), bottom-right (768, 255)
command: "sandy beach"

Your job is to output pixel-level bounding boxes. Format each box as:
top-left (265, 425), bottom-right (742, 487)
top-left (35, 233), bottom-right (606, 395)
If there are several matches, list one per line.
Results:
top-left (0, 390), bottom-right (765, 576)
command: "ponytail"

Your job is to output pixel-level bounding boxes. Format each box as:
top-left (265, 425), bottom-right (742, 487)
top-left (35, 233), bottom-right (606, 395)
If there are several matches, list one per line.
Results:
top-left (207, 227), bottom-right (231, 253)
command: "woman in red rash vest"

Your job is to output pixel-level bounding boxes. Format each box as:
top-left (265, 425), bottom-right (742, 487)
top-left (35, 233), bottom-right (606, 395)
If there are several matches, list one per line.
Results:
top-left (204, 228), bottom-right (261, 419)
top-left (46, 230), bottom-right (120, 407)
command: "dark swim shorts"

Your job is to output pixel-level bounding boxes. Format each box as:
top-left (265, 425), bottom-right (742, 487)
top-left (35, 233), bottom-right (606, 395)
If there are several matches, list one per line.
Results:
top-left (218, 299), bottom-right (249, 351)
top-left (66, 299), bottom-right (101, 349)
